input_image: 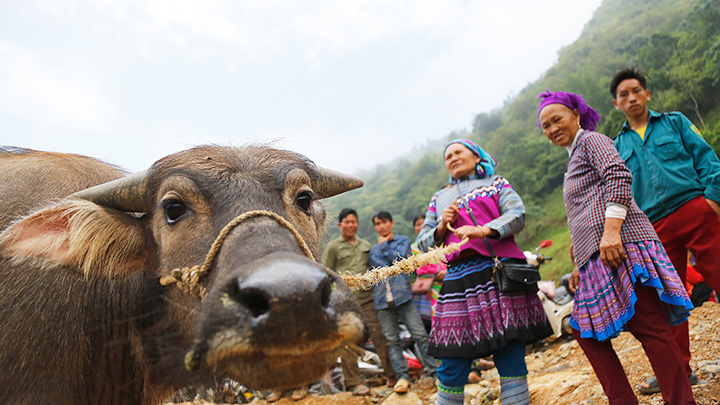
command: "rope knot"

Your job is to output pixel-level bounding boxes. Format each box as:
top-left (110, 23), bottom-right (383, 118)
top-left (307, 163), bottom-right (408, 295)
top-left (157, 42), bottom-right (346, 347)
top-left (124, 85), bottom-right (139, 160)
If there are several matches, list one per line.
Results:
top-left (160, 265), bottom-right (208, 299)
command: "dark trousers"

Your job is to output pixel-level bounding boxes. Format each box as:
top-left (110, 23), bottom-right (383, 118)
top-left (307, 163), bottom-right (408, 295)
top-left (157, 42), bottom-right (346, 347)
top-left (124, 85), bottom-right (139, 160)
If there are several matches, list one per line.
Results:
top-left (341, 297), bottom-right (396, 386)
top-left (573, 284), bottom-right (695, 404)
top-left (653, 196), bottom-right (720, 375)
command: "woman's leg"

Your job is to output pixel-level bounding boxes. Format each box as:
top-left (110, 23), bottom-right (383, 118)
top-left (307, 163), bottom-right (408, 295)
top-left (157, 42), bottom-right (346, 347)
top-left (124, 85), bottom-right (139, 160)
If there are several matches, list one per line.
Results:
top-left (626, 285), bottom-right (695, 404)
top-left (493, 342), bottom-right (529, 405)
top-left (571, 328), bottom-right (637, 404)
top-left (436, 357), bottom-right (473, 405)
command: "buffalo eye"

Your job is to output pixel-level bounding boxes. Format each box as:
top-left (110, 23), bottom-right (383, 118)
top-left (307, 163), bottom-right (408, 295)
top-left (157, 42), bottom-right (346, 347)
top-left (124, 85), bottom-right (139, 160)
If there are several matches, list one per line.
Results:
top-left (294, 191), bottom-right (314, 214)
top-left (162, 199), bottom-right (189, 224)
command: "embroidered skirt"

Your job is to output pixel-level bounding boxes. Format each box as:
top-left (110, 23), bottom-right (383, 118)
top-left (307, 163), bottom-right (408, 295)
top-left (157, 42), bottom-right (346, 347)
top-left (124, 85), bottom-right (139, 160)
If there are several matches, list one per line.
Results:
top-left (428, 255), bottom-right (553, 359)
top-left (569, 240), bottom-right (693, 341)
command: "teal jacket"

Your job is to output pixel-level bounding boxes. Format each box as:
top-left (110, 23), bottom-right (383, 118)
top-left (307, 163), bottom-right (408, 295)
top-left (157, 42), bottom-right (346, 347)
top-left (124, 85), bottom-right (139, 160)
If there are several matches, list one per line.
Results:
top-left (614, 110), bottom-right (720, 222)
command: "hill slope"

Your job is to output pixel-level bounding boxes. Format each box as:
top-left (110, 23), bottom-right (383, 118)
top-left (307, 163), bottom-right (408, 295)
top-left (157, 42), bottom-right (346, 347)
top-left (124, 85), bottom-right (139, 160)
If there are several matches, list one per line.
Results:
top-left (324, 0), bottom-right (720, 282)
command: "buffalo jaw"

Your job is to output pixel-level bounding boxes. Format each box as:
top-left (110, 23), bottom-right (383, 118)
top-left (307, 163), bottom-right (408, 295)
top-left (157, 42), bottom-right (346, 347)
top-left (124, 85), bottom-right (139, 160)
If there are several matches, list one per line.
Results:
top-left (189, 252), bottom-right (364, 389)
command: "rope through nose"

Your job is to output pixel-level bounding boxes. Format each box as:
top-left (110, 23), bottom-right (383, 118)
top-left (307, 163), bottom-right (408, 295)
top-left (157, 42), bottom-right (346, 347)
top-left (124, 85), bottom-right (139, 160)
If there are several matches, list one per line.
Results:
top-left (159, 209), bottom-right (468, 299)
top-left (159, 210), bottom-right (315, 300)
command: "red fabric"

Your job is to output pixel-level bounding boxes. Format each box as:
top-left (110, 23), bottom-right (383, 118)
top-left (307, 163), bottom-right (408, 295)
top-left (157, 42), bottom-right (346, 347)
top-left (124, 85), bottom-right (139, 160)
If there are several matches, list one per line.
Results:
top-left (685, 263), bottom-right (716, 303)
top-left (573, 285), bottom-right (695, 404)
top-left (685, 264), bottom-right (704, 286)
top-left (652, 196), bottom-right (720, 372)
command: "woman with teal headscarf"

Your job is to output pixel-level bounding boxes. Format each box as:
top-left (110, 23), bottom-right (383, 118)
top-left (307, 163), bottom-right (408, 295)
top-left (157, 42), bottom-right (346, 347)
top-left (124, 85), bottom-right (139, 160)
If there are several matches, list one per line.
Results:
top-left (417, 139), bottom-right (552, 405)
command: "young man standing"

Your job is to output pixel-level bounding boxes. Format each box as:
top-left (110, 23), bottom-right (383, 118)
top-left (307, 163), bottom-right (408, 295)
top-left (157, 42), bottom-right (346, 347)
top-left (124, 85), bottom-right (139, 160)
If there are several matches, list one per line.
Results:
top-left (323, 208), bottom-right (396, 395)
top-left (611, 67), bottom-right (720, 394)
top-left (370, 211), bottom-right (438, 394)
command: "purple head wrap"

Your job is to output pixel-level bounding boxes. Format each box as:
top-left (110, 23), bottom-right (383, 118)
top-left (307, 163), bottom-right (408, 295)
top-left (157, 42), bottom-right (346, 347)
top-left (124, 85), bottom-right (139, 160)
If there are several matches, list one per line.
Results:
top-left (537, 90), bottom-right (600, 131)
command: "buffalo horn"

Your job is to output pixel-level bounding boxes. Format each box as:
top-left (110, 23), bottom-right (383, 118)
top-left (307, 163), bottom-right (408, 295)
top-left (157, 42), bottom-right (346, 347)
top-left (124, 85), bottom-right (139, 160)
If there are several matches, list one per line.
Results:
top-left (70, 170), bottom-right (151, 212)
top-left (314, 167), bottom-right (364, 199)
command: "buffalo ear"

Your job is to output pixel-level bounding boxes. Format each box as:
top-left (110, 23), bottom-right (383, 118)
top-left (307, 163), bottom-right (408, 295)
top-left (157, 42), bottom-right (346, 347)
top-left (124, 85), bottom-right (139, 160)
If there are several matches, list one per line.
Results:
top-left (0, 200), bottom-right (151, 279)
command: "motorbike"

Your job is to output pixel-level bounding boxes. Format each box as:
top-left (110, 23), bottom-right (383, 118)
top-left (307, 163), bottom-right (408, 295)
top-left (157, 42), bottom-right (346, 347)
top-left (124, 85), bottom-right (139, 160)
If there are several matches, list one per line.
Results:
top-left (320, 323), bottom-right (428, 394)
top-left (523, 240), bottom-right (575, 340)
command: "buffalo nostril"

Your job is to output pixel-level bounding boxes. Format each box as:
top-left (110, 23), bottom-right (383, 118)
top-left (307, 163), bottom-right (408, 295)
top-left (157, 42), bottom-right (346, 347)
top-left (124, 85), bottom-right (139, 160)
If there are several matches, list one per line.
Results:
top-left (320, 278), bottom-right (332, 309)
top-left (231, 286), bottom-right (270, 318)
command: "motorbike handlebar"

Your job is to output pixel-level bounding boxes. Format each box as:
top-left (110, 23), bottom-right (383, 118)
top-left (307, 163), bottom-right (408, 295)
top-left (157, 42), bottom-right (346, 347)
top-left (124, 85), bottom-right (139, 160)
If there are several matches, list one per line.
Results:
top-left (537, 255), bottom-right (553, 264)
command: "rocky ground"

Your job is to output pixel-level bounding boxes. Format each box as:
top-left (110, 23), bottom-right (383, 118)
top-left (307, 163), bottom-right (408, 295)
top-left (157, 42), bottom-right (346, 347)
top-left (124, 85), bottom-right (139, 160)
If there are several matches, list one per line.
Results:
top-left (174, 301), bottom-right (720, 404)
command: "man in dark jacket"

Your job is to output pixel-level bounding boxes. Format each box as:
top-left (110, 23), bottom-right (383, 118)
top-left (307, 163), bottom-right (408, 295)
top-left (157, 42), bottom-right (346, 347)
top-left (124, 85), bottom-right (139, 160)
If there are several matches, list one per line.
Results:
top-left (370, 211), bottom-right (437, 394)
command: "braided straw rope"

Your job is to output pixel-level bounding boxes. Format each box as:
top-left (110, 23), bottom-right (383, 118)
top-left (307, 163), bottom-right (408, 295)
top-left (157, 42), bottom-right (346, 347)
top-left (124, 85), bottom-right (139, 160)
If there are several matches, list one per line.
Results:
top-left (159, 210), bottom-right (315, 300)
top-left (159, 209), bottom-right (467, 298)
top-left (340, 238), bottom-right (467, 289)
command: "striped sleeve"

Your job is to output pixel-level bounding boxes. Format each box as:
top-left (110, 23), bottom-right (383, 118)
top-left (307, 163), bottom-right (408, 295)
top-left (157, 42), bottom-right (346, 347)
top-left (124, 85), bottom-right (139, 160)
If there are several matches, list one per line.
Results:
top-left (585, 132), bottom-right (633, 208)
top-left (483, 179), bottom-right (526, 238)
top-left (417, 192), bottom-right (442, 252)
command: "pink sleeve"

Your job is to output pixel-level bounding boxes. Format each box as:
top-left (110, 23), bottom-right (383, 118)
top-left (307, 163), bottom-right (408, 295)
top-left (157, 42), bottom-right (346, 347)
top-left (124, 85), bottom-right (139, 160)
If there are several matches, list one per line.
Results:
top-left (416, 263), bottom-right (439, 276)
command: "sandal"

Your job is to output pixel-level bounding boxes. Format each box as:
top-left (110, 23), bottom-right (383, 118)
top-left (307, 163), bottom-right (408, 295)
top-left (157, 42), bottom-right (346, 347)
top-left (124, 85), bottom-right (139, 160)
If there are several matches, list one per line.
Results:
top-left (291, 385), bottom-right (308, 401)
top-left (350, 383), bottom-right (370, 396)
top-left (477, 358), bottom-right (495, 370)
top-left (393, 378), bottom-right (410, 393)
top-left (468, 370), bottom-right (483, 383)
top-left (637, 371), bottom-right (699, 395)
top-left (266, 390), bottom-right (283, 402)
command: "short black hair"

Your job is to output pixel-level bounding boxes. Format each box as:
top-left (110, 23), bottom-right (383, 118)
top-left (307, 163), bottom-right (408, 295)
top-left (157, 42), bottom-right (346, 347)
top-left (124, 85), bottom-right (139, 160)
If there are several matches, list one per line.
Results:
top-left (610, 67), bottom-right (647, 98)
top-left (372, 210), bottom-right (393, 223)
top-left (412, 214), bottom-right (424, 225)
top-left (338, 208), bottom-right (358, 223)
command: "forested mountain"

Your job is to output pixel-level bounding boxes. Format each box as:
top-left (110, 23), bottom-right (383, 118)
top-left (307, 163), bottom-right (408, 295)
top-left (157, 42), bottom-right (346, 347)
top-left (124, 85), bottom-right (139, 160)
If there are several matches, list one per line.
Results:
top-left (324, 0), bottom-right (720, 281)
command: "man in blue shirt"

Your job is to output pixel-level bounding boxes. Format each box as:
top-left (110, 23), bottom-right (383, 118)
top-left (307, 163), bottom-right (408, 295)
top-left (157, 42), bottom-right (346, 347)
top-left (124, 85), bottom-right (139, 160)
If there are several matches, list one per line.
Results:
top-left (370, 211), bottom-right (437, 394)
top-left (611, 67), bottom-right (720, 394)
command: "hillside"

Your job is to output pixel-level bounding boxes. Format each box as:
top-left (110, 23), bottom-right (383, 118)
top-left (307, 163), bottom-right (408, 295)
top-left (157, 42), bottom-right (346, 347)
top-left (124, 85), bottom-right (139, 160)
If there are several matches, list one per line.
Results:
top-left (322, 0), bottom-right (720, 282)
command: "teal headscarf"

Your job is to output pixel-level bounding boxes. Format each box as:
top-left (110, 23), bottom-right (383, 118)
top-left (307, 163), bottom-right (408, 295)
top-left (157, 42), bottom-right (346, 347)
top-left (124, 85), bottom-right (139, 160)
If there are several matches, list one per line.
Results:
top-left (444, 139), bottom-right (496, 182)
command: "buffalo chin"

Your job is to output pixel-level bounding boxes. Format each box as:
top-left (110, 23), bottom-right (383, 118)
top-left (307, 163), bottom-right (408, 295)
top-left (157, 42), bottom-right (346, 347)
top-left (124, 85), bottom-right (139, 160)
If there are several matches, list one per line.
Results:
top-left (201, 311), bottom-right (364, 390)
top-left (214, 348), bottom-right (342, 389)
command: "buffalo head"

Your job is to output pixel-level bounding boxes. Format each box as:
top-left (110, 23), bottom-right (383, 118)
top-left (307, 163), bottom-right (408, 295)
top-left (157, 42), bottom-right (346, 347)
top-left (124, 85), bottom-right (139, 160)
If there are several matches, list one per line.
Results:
top-left (0, 145), bottom-right (365, 400)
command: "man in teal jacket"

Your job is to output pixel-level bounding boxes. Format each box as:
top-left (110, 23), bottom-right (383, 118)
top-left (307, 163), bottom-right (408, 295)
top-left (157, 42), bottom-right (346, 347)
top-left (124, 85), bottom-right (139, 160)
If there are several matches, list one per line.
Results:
top-left (610, 67), bottom-right (720, 394)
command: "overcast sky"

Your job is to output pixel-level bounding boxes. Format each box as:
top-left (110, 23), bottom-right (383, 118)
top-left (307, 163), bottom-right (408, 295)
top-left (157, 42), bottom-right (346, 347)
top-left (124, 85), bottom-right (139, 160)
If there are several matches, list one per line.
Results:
top-left (1, 0), bottom-right (602, 175)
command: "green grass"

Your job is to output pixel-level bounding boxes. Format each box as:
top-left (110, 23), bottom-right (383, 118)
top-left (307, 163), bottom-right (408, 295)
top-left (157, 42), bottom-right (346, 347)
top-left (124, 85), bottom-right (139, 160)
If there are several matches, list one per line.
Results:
top-left (516, 188), bottom-right (574, 284)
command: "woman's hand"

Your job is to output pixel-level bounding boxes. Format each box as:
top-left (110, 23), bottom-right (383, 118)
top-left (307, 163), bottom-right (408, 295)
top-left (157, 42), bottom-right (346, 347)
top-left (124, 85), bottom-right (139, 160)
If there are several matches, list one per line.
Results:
top-left (453, 225), bottom-right (497, 240)
top-left (435, 269), bottom-right (446, 282)
top-left (440, 204), bottom-right (459, 229)
top-left (568, 267), bottom-right (580, 293)
top-left (435, 204), bottom-right (460, 240)
top-left (600, 217), bottom-right (625, 268)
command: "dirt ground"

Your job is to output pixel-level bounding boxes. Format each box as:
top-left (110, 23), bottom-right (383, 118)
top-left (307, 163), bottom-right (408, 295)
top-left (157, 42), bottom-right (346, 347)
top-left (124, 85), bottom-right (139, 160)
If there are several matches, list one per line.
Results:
top-left (175, 301), bottom-right (720, 404)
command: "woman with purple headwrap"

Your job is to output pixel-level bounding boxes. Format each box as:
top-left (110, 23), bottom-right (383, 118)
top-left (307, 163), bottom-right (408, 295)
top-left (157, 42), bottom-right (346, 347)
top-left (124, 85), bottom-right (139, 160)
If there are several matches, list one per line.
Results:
top-left (417, 139), bottom-right (552, 405)
top-left (538, 90), bottom-right (695, 404)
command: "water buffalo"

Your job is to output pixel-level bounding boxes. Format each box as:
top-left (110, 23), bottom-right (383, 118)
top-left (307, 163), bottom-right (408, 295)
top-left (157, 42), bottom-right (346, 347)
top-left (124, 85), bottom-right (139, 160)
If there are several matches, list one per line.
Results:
top-left (0, 146), bottom-right (126, 229)
top-left (0, 145), bottom-right (365, 404)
